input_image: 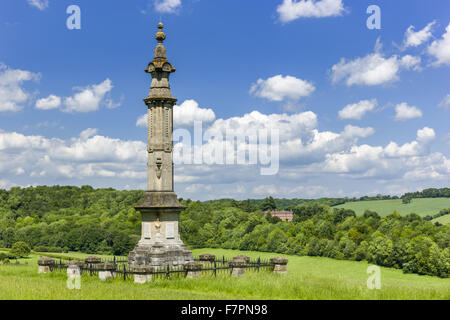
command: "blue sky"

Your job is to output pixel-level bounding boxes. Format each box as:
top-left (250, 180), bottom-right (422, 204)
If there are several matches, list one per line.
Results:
top-left (0, 0), bottom-right (449, 200)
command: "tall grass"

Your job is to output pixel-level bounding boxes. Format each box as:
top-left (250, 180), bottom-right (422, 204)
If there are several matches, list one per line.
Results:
top-left (0, 249), bottom-right (448, 300)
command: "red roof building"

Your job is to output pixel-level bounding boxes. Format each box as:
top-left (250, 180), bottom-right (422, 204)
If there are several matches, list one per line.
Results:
top-left (263, 210), bottom-right (294, 222)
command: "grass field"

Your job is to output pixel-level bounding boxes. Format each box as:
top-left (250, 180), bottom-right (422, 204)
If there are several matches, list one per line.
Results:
top-left (333, 198), bottom-right (450, 218)
top-left (433, 214), bottom-right (450, 225)
top-left (0, 248), bottom-right (448, 300)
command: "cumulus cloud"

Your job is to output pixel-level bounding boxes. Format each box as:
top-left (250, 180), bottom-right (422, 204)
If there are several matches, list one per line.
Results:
top-left (323, 127), bottom-right (436, 176)
top-left (403, 21), bottom-right (435, 48)
top-left (250, 75), bottom-right (315, 102)
top-left (174, 100), bottom-right (216, 127)
top-left (63, 79), bottom-right (114, 113)
top-left (399, 55), bottom-right (421, 71)
top-left (338, 99), bottom-right (377, 120)
top-left (277, 0), bottom-right (345, 23)
top-left (0, 114), bottom-right (447, 199)
top-left (27, 0), bottom-right (49, 10)
top-left (394, 102), bottom-right (423, 121)
top-left (154, 0), bottom-right (181, 13)
top-left (0, 63), bottom-right (40, 112)
top-left (428, 23), bottom-right (450, 66)
top-left (136, 99), bottom-right (216, 128)
top-left (35, 94), bottom-right (61, 110)
top-left (331, 39), bottom-right (420, 86)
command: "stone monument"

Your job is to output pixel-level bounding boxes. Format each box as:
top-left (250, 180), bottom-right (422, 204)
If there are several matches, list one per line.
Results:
top-left (128, 23), bottom-right (193, 269)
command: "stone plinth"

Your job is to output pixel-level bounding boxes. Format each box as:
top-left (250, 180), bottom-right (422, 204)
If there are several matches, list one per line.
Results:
top-left (233, 255), bottom-right (250, 264)
top-left (128, 193), bottom-right (193, 269)
top-left (132, 266), bottom-right (154, 284)
top-left (270, 257), bottom-right (288, 274)
top-left (229, 258), bottom-right (247, 277)
top-left (184, 262), bottom-right (202, 278)
top-left (98, 262), bottom-right (116, 281)
top-left (68, 260), bottom-right (84, 268)
top-left (84, 256), bottom-right (101, 265)
top-left (37, 258), bottom-right (55, 274)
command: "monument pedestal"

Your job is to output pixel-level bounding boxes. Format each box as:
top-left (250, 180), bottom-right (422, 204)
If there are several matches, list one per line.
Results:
top-left (128, 192), bottom-right (193, 269)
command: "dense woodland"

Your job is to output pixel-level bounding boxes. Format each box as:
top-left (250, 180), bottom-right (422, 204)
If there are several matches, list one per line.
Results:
top-left (0, 186), bottom-right (449, 277)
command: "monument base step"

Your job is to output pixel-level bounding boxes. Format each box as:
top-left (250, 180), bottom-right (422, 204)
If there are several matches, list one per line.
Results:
top-left (128, 242), bottom-right (193, 269)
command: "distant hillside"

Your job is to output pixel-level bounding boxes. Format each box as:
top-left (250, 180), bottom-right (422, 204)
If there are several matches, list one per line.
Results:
top-left (334, 198), bottom-right (450, 218)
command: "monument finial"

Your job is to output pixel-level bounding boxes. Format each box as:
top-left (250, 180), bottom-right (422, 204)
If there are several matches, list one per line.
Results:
top-left (155, 22), bottom-right (165, 42)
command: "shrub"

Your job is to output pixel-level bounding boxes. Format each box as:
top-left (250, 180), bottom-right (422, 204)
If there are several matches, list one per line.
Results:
top-left (10, 242), bottom-right (31, 258)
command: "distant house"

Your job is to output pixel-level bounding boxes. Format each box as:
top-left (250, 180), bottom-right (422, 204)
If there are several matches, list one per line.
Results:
top-left (263, 210), bottom-right (294, 222)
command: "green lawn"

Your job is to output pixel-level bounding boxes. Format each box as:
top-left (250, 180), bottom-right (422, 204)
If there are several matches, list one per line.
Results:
top-left (0, 248), bottom-right (448, 300)
top-left (333, 198), bottom-right (450, 218)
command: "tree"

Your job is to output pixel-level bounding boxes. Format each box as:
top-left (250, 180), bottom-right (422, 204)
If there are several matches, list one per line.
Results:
top-left (261, 196), bottom-right (276, 211)
top-left (10, 241), bottom-right (31, 258)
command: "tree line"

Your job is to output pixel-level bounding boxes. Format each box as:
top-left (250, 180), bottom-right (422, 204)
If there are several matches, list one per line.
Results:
top-left (0, 186), bottom-right (448, 277)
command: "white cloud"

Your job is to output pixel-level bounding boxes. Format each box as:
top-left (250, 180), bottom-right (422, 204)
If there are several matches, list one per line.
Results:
top-left (342, 125), bottom-right (375, 138)
top-left (428, 23), bottom-right (450, 66)
top-left (137, 99), bottom-right (216, 128)
top-left (35, 94), bottom-right (61, 110)
top-left (79, 128), bottom-right (98, 140)
top-left (331, 39), bottom-right (420, 86)
top-left (338, 99), bottom-right (377, 120)
top-left (403, 21), bottom-right (435, 48)
top-left (63, 79), bottom-right (113, 113)
top-left (394, 102), bottom-right (423, 121)
top-left (0, 63), bottom-right (40, 112)
top-left (27, 0), bottom-right (49, 10)
top-left (174, 100), bottom-right (216, 127)
top-left (136, 114), bottom-right (147, 128)
top-left (154, 0), bottom-right (181, 13)
top-left (250, 75), bottom-right (315, 102)
top-left (439, 94), bottom-right (450, 109)
top-left (0, 117), bottom-right (447, 200)
top-left (400, 55), bottom-right (421, 71)
top-left (277, 0), bottom-right (344, 23)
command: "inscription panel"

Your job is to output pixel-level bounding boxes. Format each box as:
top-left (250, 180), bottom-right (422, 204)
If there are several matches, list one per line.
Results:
top-left (165, 222), bottom-right (174, 239)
